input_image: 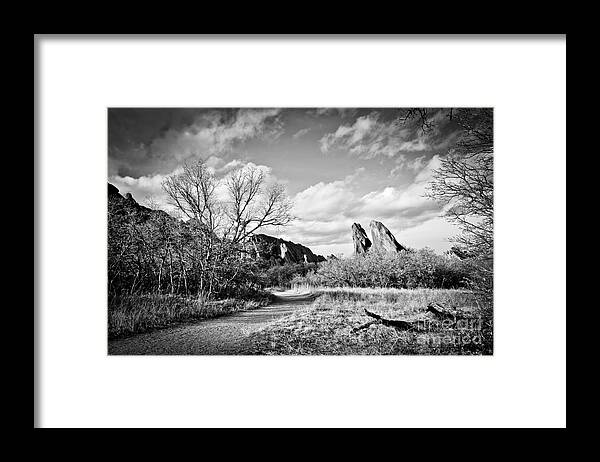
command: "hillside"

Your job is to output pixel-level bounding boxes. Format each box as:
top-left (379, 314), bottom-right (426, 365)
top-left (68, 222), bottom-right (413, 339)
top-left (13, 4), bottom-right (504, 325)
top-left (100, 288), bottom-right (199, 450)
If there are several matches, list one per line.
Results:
top-left (108, 183), bottom-right (324, 266)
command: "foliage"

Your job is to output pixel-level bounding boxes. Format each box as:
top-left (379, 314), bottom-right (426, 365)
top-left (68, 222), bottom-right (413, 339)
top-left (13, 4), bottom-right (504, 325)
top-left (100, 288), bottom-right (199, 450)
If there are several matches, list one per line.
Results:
top-left (257, 262), bottom-right (319, 289)
top-left (108, 195), bottom-right (263, 299)
top-left (291, 247), bottom-right (475, 290)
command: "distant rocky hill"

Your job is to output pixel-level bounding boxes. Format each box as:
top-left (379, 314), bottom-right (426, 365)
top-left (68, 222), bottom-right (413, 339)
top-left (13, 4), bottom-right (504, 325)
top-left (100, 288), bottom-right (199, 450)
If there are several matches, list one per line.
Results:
top-left (351, 220), bottom-right (407, 255)
top-left (109, 183), bottom-right (156, 215)
top-left (250, 234), bottom-right (326, 264)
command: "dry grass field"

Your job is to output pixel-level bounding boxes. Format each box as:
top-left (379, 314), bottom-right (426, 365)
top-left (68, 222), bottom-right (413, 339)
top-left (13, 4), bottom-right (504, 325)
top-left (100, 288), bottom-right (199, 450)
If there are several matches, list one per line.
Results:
top-left (247, 287), bottom-right (493, 355)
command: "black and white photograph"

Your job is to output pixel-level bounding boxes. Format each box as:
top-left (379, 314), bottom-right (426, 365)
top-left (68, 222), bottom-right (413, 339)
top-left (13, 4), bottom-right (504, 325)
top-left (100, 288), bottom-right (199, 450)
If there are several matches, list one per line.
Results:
top-left (107, 107), bottom-right (493, 355)
top-left (35, 35), bottom-right (565, 428)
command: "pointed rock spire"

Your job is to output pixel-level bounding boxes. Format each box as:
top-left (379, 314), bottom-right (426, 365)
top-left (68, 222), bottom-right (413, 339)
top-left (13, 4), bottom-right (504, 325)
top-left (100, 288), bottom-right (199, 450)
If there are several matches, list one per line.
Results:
top-left (369, 220), bottom-right (406, 253)
top-left (352, 223), bottom-right (372, 255)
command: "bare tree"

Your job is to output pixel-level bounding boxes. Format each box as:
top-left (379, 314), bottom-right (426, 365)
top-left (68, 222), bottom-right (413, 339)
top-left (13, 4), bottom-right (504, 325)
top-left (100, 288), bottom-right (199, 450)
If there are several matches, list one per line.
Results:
top-left (160, 159), bottom-right (293, 299)
top-left (161, 160), bottom-right (221, 297)
top-left (391, 108), bottom-right (494, 261)
top-left (223, 164), bottom-right (293, 244)
top-left (162, 160), bottom-right (219, 231)
top-left (162, 160), bottom-right (293, 243)
top-left (424, 108), bottom-right (493, 298)
top-left (400, 107), bottom-right (455, 135)
top-left (425, 109), bottom-right (493, 257)
top-left (428, 153), bottom-right (493, 258)
top-left (143, 195), bottom-right (160, 211)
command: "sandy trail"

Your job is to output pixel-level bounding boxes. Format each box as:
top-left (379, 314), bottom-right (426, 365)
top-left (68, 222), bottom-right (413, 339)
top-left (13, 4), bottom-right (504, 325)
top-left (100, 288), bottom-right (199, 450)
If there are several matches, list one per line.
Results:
top-left (107, 290), bottom-right (317, 355)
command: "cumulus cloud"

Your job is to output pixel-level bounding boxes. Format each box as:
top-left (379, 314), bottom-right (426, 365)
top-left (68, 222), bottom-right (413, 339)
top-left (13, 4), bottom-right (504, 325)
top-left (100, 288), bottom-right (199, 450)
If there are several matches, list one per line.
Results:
top-left (292, 170), bottom-right (361, 222)
top-left (348, 156), bottom-right (442, 222)
top-left (109, 171), bottom-right (173, 211)
top-left (108, 108), bottom-right (283, 177)
top-left (395, 217), bottom-right (459, 252)
top-left (203, 156), bottom-right (249, 176)
top-left (319, 110), bottom-right (460, 161)
top-left (148, 109), bottom-right (282, 165)
top-left (320, 112), bottom-right (412, 158)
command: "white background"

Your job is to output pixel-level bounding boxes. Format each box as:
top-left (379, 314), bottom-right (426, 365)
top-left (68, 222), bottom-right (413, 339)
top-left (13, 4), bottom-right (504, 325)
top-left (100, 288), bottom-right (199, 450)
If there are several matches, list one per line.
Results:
top-left (36, 36), bottom-right (566, 428)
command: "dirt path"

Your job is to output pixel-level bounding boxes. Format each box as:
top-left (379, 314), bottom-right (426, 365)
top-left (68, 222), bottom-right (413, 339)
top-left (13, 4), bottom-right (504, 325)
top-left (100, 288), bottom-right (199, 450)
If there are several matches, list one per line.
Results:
top-left (108, 290), bottom-right (317, 355)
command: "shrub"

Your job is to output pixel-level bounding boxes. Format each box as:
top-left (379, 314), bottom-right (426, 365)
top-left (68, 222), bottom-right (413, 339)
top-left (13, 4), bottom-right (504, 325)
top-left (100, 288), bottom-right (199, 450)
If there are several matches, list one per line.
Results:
top-left (292, 247), bottom-right (476, 290)
top-left (257, 262), bottom-right (319, 289)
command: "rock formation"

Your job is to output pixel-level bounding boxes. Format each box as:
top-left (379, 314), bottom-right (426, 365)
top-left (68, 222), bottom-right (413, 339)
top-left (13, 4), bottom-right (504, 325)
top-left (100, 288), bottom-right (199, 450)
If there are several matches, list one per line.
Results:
top-left (369, 220), bottom-right (406, 253)
top-left (250, 234), bottom-right (326, 264)
top-left (352, 223), bottom-right (372, 255)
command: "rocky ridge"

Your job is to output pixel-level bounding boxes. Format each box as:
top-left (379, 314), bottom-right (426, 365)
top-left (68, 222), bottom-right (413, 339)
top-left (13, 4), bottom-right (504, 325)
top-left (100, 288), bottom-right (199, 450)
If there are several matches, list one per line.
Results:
top-left (250, 234), bottom-right (326, 264)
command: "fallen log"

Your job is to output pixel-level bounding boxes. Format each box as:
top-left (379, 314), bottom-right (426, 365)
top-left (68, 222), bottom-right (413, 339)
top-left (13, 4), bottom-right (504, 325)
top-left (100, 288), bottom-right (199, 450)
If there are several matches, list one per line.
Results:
top-left (362, 308), bottom-right (416, 331)
top-left (426, 302), bottom-right (470, 321)
top-left (351, 320), bottom-right (378, 333)
top-left (426, 302), bottom-right (455, 319)
top-left (353, 305), bottom-right (473, 334)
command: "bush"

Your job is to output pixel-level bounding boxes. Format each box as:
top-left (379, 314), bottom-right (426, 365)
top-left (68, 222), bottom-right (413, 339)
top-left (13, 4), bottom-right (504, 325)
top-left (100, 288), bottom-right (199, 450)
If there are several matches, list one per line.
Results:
top-left (292, 247), bottom-right (476, 290)
top-left (256, 262), bottom-right (319, 289)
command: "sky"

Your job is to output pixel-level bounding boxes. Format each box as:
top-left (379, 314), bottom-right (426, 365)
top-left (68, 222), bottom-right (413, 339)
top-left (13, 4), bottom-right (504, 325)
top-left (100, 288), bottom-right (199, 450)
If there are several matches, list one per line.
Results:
top-left (108, 108), bottom-right (469, 257)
